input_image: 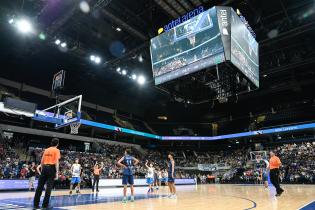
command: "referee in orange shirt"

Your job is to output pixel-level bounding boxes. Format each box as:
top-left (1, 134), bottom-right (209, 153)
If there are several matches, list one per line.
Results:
top-left (269, 151), bottom-right (284, 196)
top-left (33, 138), bottom-right (61, 209)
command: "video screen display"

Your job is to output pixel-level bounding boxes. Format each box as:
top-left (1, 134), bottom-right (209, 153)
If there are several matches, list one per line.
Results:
top-left (150, 7), bottom-right (225, 85)
top-left (230, 9), bottom-right (259, 87)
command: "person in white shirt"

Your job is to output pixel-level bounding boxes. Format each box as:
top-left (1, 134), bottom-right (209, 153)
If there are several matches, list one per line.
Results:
top-left (163, 169), bottom-right (168, 186)
top-left (157, 170), bottom-right (163, 188)
top-left (145, 160), bottom-right (155, 193)
top-left (69, 158), bottom-right (81, 194)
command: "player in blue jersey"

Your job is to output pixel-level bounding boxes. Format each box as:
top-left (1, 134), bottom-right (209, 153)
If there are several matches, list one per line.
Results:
top-left (117, 149), bottom-right (139, 203)
top-left (259, 158), bottom-right (270, 188)
top-left (167, 152), bottom-right (176, 199)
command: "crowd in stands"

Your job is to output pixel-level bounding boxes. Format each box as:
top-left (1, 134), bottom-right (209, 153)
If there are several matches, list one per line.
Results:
top-left (1, 134), bottom-right (315, 188)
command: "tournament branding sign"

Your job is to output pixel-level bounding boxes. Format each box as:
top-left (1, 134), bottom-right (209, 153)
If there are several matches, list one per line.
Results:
top-left (198, 164), bottom-right (231, 171)
top-left (163, 6), bottom-right (204, 32)
top-left (216, 6), bottom-right (231, 61)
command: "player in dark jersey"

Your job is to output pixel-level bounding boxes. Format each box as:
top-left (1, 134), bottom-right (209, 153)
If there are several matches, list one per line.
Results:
top-left (117, 149), bottom-right (139, 203)
top-left (167, 152), bottom-right (176, 199)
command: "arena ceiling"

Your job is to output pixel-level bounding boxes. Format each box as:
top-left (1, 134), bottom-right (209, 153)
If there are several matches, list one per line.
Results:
top-left (0, 0), bottom-right (315, 122)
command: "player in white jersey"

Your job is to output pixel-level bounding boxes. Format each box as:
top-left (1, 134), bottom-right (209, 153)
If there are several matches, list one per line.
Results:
top-left (69, 158), bottom-right (82, 194)
top-left (163, 169), bottom-right (168, 186)
top-left (145, 160), bottom-right (155, 193)
top-left (157, 169), bottom-right (163, 189)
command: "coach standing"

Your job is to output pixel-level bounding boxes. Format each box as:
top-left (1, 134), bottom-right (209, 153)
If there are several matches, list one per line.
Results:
top-left (33, 138), bottom-right (60, 209)
top-left (269, 151), bottom-right (284, 196)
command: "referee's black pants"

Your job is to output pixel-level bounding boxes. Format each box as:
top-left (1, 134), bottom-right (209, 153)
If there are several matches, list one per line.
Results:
top-left (34, 165), bottom-right (56, 208)
top-left (92, 175), bottom-right (100, 191)
top-left (270, 168), bottom-right (283, 194)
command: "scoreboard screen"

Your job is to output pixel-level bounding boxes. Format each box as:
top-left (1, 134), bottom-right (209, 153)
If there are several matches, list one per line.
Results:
top-left (230, 9), bottom-right (259, 87)
top-left (150, 7), bottom-right (225, 85)
top-left (150, 6), bottom-right (259, 88)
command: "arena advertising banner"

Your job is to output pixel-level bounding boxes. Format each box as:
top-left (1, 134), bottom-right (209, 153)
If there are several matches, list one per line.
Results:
top-left (230, 9), bottom-right (259, 87)
top-left (99, 178), bottom-right (195, 187)
top-left (0, 179), bottom-right (195, 190)
top-left (197, 164), bottom-right (231, 171)
top-left (0, 179), bottom-right (38, 190)
top-left (216, 6), bottom-right (231, 61)
top-left (150, 7), bottom-right (225, 85)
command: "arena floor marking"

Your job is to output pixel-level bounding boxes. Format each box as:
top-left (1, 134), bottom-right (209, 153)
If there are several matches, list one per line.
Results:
top-left (225, 195), bottom-right (257, 210)
top-left (0, 185), bottom-right (314, 210)
top-left (0, 193), bottom-right (163, 209)
top-left (298, 200), bottom-right (315, 210)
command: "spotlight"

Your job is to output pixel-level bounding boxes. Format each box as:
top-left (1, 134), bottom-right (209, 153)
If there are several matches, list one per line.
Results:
top-left (236, 9), bottom-right (241, 15)
top-left (79, 1), bottom-right (90, 13)
top-left (137, 75), bottom-right (145, 85)
top-left (60, 42), bottom-right (67, 48)
top-left (90, 55), bottom-right (95, 61)
top-left (38, 33), bottom-right (46, 40)
top-left (138, 55), bottom-right (143, 62)
top-left (132, 74), bottom-right (137, 80)
top-left (55, 39), bottom-right (61, 45)
top-left (16, 19), bottom-right (32, 34)
top-left (116, 27), bottom-right (122, 32)
top-left (116, 67), bottom-right (121, 72)
top-left (122, 70), bottom-right (127, 75)
top-left (94, 56), bottom-right (101, 64)
top-left (8, 19), bottom-right (14, 24)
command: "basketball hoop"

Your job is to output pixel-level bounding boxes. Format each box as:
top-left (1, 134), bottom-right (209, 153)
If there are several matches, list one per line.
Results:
top-left (249, 151), bottom-right (267, 163)
top-left (70, 122), bottom-right (80, 134)
top-left (255, 155), bottom-right (262, 164)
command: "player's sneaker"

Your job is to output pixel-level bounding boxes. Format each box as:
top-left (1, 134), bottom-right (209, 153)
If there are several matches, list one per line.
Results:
top-left (170, 194), bottom-right (177, 199)
top-left (76, 190), bottom-right (81, 194)
top-left (130, 196), bottom-right (135, 202)
top-left (69, 191), bottom-right (72, 195)
top-left (122, 197), bottom-right (128, 203)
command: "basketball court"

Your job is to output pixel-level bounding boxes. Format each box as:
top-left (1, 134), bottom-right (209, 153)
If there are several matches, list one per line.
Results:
top-left (0, 185), bottom-right (314, 210)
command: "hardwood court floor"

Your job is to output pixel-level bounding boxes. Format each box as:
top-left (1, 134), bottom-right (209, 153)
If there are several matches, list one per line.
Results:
top-left (0, 184), bottom-right (314, 210)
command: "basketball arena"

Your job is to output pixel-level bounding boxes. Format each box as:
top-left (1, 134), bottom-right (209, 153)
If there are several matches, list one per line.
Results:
top-left (0, 0), bottom-right (315, 209)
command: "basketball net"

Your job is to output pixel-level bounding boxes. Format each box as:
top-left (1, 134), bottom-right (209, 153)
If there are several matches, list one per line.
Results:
top-left (65, 110), bottom-right (80, 135)
top-left (70, 122), bottom-right (80, 135)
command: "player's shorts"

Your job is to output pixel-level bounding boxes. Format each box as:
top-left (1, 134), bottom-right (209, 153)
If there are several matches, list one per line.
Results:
top-left (262, 173), bottom-right (268, 182)
top-left (146, 177), bottom-right (154, 184)
top-left (122, 175), bottom-right (134, 185)
top-left (168, 175), bottom-right (175, 183)
top-left (168, 172), bottom-right (175, 183)
top-left (161, 178), bottom-right (167, 182)
top-left (71, 177), bottom-right (81, 184)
